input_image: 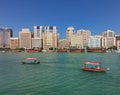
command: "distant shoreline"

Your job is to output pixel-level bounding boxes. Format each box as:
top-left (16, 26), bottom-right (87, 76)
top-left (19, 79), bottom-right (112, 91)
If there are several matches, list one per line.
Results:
top-left (0, 48), bottom-right (108, 53)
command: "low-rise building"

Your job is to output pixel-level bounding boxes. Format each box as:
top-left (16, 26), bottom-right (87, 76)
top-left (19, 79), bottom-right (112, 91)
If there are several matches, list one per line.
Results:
top-left (10, 37), bottom-right (19, 49)
top-left (88, 35), bottom-right (102, 48)
top-left (58, 39), bottom-right (69, 49)
top-left (32, 38), bottom-right (42, 49)
top-left (102, 30), bottom-right (116, 48)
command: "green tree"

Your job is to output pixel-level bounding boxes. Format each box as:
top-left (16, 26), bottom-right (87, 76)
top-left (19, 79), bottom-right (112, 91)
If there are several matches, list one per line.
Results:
top-left (49, 47), bottom-right (54, 50)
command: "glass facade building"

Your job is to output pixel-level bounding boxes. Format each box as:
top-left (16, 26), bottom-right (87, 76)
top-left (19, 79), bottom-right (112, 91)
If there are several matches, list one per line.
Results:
top-left (0, 28), bottom-right (13, 48)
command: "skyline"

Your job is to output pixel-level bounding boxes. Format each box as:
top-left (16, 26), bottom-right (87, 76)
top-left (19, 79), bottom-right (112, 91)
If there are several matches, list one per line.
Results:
top-left (0, 0), bottom-right (120, 39)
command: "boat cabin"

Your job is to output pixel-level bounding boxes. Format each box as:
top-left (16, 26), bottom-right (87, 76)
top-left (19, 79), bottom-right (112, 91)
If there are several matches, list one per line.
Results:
top-left (22, 58), bottom-right (40, 64)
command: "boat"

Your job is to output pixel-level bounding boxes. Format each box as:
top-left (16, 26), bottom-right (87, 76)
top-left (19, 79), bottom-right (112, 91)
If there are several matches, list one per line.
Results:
top-left (57, 49), bottom-right (67, 52)
top-left (82, 61), bottom-right (109, 72)
top-left (70, 49), bottom-right (85, 53)
top-left (22, 58), bottom-right (40, 64)
top-left (115, 49), bottom-right (120, 53)
top-left (87, 49), bottom-right (106, 53)
top-left (42, 49), bottom-right (47, 52)
top-left (26, 49), bottom-right (42, 53)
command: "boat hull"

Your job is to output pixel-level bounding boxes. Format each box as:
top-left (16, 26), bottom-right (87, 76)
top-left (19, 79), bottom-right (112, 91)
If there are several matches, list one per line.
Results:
top-left (57, 49), bottom-right (67, 52)
top-left (70, 49), bottom-right (84, 53)
top-left (82, 68), bottom-right (109, 72)
top-left (26, 49), bottom-right (42, 53)
top-left (22, 61), bottom-right (40, 64)
top-left (87, 49), bottom-right (106, 53)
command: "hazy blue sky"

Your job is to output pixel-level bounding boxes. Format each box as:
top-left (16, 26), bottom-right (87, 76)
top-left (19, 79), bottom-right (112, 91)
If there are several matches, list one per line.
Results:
top-left (0, 0), bottom-right (120, 39)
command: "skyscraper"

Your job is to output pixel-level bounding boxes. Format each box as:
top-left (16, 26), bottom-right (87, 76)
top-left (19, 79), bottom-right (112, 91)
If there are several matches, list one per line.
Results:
top-left (33, 26), bottom-right (43, 49)
top-left (34, 26), bottom-right (43, 39)
top-left (42, 26), bottom-right (59, 50)
top-left (19, 28), bottom-right (32, 49)
top-left (116, 35), bottom-right (120, 49)
top-left (66, 27), bottom-right (75, 42)
top-left (0, 27), bottom-right (13, 48)
top-left (34, 26), bottom-right (59, 50)
top-left (70, 34), bottom-right (83, 49)
top-left (77, 29), bottom-right (91, 47)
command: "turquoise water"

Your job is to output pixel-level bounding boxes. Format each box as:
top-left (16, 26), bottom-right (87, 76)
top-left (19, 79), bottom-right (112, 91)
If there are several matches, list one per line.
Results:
top-left (0, 52), bottom-right (120, 95)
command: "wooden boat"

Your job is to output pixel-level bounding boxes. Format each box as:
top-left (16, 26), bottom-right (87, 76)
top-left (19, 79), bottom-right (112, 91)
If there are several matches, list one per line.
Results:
top-left (70, 49), bottom-right (85, 53)
top-left (82, 61), bottom-right (109, 72)
top-left (57, 49), bottom-right (67, 52)
top-left (87, 49), bottom-right (106, 53)
top-left (22, 58), bottom-right (40, 64)
top-left (26, 49), bottom-right (41, 53)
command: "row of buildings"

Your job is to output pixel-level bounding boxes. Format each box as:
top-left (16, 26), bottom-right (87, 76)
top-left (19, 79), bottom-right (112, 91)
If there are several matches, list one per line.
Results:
top-left (0, 26), bottom-right (120, 51)
top-left (0, 26), bottom-right (59, 50)
top-left (61, 27), bottom-right (120, 50)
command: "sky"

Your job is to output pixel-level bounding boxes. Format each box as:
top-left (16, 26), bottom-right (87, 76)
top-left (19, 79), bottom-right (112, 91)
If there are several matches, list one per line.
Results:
top-left (0, 0), bottom-right (120, 39)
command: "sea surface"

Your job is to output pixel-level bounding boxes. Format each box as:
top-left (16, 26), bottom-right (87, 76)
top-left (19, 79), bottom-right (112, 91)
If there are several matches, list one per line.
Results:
top-left (0, 52), bottom-right (120, 95)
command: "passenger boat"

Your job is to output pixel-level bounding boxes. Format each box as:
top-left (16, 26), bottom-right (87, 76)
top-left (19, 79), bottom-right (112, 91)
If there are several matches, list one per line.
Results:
top-left (22, 58), bottom-right (40, 64)
top-left (82, 61), bottom-right (109, 72)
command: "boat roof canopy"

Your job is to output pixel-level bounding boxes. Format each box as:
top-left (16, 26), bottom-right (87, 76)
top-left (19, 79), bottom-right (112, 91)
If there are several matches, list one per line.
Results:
top-left (26, 58), bottom-right (38, 60)
top-left (84, 62), bottom-right (101, 65)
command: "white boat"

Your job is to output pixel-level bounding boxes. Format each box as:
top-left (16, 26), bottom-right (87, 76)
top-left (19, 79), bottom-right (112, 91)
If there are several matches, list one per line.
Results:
top-left (42, 49), bottom-right (47, 52)
top-left (22, 58), bottom-right (40, 64)
top-left (1, 51), bottom-right (5, 53)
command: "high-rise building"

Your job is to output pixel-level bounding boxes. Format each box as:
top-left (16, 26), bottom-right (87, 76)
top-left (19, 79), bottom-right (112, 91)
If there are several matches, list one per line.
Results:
top-left (33, 26), bottom-right (43, 49)
top-left (0, 27), bottom-right (13, 48)
top-left (10, 37), bottom-right (19, 49)
top-left (116, 35), bottom-right (120, 49)
top-left (34, 26), bottom-right (59, 50)
top-left (66, 27), bottom-right (75, 42)
top-left (19, 28), bottom-right (32, 49)
top-left (77, 29), bottom-right (91, 47)
top-left (34, 26), bottom-right (43, 39)
top-left (42, 26), bottom-right (59, 50)
top-left (70, 34), bottom-right (83, 49)
top-left (102, 30), bottom-right (116, 48)
top-left (88, 35), bottom-right (102, 48)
